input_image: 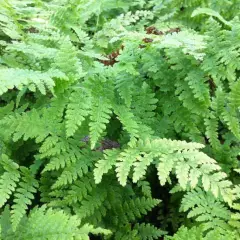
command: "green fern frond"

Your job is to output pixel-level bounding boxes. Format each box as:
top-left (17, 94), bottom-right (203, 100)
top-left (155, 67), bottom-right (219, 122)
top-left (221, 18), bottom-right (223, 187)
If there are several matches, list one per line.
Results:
top-left (0, 108), bottom-right (61, 143)
top-left (52, 149), bottom-right (96, 188)
top-left (132, 153), bottom-right (154, 183)
top-left (229, 79), bottom-right (240, 109)
top-left (78, 223), bottom-right (111, 239)
top-left (52, 38), bottom-right (83, 82)
top-left (204, 115), bottom-right (221, 150)
top-left (137, 180), bottom-right (152, 197)
top-left (0, 0), bottom-right (23, 39)
top-left (95, 137), bottom-right (233, 203)
top-left (94, 149), bottom-right (120, 184)
top-left (6, 41), bottom-right (58, 60)
top-left (0, 154), bottom-right (20, 208)
top-left (165, 225), bottom-right (237, 240)
top-left (184, 69), bottom-right (210, 106)
top-left (221, 108), bottom-right (240, 139)
top-left (113, 104), bottom-right (139, 142)
top-left (181, 188), bottom-right (231, 232)
top-left (0, 205), bottom-right (12, 239)
top-left (157, 154), bottom-right (176, 186)
top-left (43, 150), bottom-right (78, 172)
top-left (134, 223), bottom-right (166, 240)
top-left (73, 187), bottom-right (108, 220)
top-left (0, 68), bottom-right (67, 96)
top-left (116, 148), bottom-right (141, 186)
top-left (65, 88), bottom-right (91, 137)
top-left (119, 197), bottom-right (160, 222)
top-left (211, 87), bottom-right (225, 115)
top-left (7, 206), bottom-right (110, 240)
top-left (64, 175), bottom-right (96, 205)
top-left (0, 1), bottom-right (240, 239)
top-left (90, 97), bottom-right (112, 149)
top-left (131, 82), bottom-right (158, 126)
top-left (39, 136), bottom-right (65, 158)
top-left (115, 73), bottom-right (134, 107)
top-left (11, 167), bottom-right (38, 231)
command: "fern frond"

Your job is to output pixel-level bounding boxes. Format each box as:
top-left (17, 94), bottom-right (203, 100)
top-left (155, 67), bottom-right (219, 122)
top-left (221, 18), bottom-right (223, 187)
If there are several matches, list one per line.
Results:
top-left (0, 68), bottom-right (67, 96)
top-left (0, 205), bottom-right (12, 239)
top-left (6, 41), bottom-right (58, 60)
top-left (8, 206), bottom-right (110, 239)
top-left (229, 79), bottom-right (240, 109)
top-left (0, 0), bottom-right (23, 39)
top-left (64, 174), bottom-right (95, 205)
top-left (165, 225), bottom-right (236, 240)
top-left (90, 97), bottom-right (112, 149)
top-left (39, 136), bottom-right (65, 158)
top-left (95, 137), bottom-right (233, 203)
top-left (134, 223), bottom-right (166, 240)
top-left (78, 223), bottom-right (111, 239)
top-left (221, 108), bottom-right (240, 139)
top-left (157, 154), bottom-right (176, 186)
top-left (131, 82), bottom-right (158, 126)
top-left (52, 38), bottom-right (83, 82)
top-left (0, 109), bottom-right (60, 143)
top-left (94, 149), bottom-right (120, 184)
top-left (119, 197), bottom-right (160, 222)
top-left (116, 148), bottom-right (141, 186)
top-left (211, 87), bottom-right (225, 115)
top-left (181, 188), bottom-right (231, 232)
top-left (133, 153), bottom-right (154, 183)
top-left (43, 150), bottom-right (78, 172)
top-left (65, 88), bottom-right (91, 137)
top-left (113, 104), bottom-right (139, 142)
top-left (52, 149), bottom-right (96, 188)
top-left (11, 167), bottom-right (38, 231)
top-left (0, 154), bottom-right (20, 208)
top-left (204, 115), bottom-right (221, 150)
top-left (184, 69), bottom-right (210, 106)
top-left (73, 187), bottom-right (108, 220)
top-left (0, 101), bottom-right (14, 119)
top-left (115, 73), bottom-right (134, 107)
top-left (137, 180), bottom-right (152, 197)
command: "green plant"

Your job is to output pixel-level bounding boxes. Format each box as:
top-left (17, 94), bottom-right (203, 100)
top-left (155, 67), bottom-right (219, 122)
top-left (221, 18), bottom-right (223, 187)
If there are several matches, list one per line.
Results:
top-left (0, 0), bottom-right (240, 239)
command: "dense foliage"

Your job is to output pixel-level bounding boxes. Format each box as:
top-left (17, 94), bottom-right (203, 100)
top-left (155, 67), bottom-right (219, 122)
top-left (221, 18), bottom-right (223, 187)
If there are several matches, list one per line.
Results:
top-left (0, 0), bottom-right (240, 239)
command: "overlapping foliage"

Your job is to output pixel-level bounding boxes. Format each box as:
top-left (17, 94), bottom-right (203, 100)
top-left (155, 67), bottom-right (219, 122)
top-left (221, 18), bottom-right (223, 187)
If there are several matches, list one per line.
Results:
top-left (0, 0), bottom-right (240, 239)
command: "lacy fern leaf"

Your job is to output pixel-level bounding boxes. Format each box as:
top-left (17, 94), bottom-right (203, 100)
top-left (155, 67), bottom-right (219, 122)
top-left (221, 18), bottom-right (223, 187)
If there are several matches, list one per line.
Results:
top-left (0, 68), bottom-right (66, 96)
top-left (11, 167), bottom-right (38, 231)
top-left (0, 155), bottom-right (20, 208)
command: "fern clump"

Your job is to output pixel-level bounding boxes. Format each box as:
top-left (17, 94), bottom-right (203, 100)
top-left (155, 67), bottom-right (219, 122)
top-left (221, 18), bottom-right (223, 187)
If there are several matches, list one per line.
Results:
top-left (0, 0), bottom-right (240, 239)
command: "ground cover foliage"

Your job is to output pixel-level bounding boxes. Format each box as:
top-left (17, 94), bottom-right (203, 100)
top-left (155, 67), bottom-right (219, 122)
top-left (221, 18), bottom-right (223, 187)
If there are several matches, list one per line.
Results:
top-left (0, 0), bottom-right (240, 239)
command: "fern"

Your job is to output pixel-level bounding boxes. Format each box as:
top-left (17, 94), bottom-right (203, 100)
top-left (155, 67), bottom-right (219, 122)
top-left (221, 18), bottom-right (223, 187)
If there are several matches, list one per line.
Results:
top-left (0, 68), bottom-right (67, 96)
top-left (52, 37), bottom-right (83, 82)
top-left (0, 0), bottom-right (23, 39)
top-left (180, 188), bottom-right (231, 232)
top-left (11, 167), bottom-right (38, 230)
top-left (51, 152), bottom-right (93, 188)
top-left (204, 115), bottom-right (221, 150)
top-left (166, 225), bottom-right (237, 240)
top-left (94, 149), bottom-right (120, 184)
top-left (65, 88), bottom-right (91, 137)
top-left (0, 0), bottom-right (240, 239)
top-left (90, 96), bottom-right (112, 149)
top-left (2, 206), bottom-right (110, 240)
top-left (0, 154), bottom-right (20, 208)
top-left (95, 138), bottom-right (233, 202)
top-left (134, 223), bottom-right (166, 240)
